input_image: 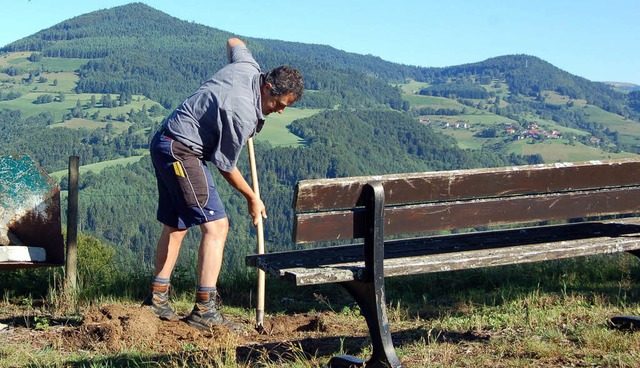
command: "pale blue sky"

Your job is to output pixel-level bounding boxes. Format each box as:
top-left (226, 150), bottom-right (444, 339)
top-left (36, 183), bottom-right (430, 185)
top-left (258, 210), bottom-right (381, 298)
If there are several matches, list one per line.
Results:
top-left (2, 0), bottom-right (639, 84)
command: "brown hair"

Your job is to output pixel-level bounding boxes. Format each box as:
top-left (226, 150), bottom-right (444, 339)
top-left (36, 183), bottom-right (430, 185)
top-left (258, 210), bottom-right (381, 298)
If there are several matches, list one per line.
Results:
top-left (263, 66), bottom-right (304, 101)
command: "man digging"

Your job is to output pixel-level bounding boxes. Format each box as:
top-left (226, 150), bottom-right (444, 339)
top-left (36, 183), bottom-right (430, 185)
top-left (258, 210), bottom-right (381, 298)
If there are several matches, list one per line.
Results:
top-left (143, 37), bottom-right (304, 332)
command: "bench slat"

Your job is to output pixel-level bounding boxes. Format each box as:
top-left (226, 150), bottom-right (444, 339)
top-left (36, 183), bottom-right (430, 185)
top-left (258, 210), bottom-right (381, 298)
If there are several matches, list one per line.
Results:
top-left (294, 159), bottom-right (640, 211)
top-left (294, 186), bottom-right (640, 243)
top-left (248, 218), bottom-right (640, 286)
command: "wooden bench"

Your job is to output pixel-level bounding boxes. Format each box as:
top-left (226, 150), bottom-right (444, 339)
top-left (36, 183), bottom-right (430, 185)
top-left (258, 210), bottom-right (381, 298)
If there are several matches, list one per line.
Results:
top-left (246, 158), bottom-right (640, 368)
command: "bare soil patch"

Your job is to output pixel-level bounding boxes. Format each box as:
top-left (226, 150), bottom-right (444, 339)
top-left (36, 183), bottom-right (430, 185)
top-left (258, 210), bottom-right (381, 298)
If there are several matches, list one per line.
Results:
top-left (1, 302), bottom-right (373, 365)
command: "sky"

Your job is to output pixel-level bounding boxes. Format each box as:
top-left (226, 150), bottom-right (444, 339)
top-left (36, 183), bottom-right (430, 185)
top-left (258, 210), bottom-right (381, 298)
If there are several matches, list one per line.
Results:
top-left (1, 0), bottom-right (639, 85)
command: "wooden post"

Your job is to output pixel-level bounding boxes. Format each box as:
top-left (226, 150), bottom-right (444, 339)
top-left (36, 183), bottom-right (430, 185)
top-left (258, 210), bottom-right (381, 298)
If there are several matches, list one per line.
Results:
top-left (65, 156), bottom-right (79, 291)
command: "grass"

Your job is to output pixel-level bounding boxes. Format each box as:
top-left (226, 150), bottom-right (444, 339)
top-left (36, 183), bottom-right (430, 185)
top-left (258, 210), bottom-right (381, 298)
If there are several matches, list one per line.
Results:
top-left (2, 253), bottom-right (640, 367)
top-left (0, 52), bottom-right (88, 72)
top-left (395, 79), bottom-right (429, 95)
top-left (49, 155), bottom-right (148, 180)
top-left (0, 90), bottom-right (163, 123)
top-left (1, 51), bottom-right (313, 149)
top-left (51, 118), bottom-right (132, 132)
top-left (257, 108), bottom-right (321, 147)
top-left (1, 52), bottom-right (164, 126)
top-left (403, 94), bottom-right (474, 110)
top-left (427, 114), bottom-right (517, 150)
top-left (506, 139), bottom-right (635, 162)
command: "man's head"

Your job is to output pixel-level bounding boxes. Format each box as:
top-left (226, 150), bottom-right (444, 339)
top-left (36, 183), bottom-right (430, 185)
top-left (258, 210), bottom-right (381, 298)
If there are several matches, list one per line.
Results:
top-left (260, 66), bottom-right (304, 115)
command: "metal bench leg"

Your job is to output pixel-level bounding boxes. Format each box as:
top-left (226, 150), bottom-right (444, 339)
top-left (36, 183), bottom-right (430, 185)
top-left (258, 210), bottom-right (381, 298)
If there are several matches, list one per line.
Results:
top-left (328, 181), bottom-right (402, 368)
top-left (326, 280), bottom-right (402, 368)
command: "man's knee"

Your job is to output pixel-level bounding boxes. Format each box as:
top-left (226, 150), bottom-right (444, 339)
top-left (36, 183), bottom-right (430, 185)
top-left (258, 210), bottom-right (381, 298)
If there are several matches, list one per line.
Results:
top-left (201, 217), bottom-right (229, 235)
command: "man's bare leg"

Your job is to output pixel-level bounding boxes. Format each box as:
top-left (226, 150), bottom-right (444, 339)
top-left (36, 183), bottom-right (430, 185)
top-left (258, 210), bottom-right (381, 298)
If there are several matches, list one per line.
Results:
top-left (155, 224), bottom-right (188, 278)
top-left (144, 224), bottom-right (187, 320)
top-left (187, 217), bottom-right (245, 333)
top-left (197, 217), bottom-right (229, 287)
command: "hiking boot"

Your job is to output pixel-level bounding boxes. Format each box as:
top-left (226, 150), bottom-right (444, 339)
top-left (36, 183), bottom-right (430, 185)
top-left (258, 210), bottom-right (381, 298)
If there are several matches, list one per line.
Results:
top-left (142, 284), bottom-right (181, 321)
top-left (186, 290), bottom-right (247, 334)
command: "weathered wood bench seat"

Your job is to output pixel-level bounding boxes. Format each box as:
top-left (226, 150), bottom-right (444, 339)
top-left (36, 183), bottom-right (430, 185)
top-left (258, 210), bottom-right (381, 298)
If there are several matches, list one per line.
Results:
top-left (246, 158), bottom-right (640, 368)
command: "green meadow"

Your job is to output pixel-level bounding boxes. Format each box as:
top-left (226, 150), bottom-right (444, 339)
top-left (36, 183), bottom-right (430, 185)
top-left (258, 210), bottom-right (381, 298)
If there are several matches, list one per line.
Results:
top-left (395, 79), bottom-right (429, 94)
top-left (49, 154), bottom-right (148, 181)
top-left (0, 88), bottom-right (163, 124)
top-left (0, 52), bottom-right (88, 71)
top-left (256, 108), bottom-right (321, 147)
top-left (51, 118), bottom-right (133, 133)
top-left (403, 94), bottom-right (474, 110)
top-left (1, 53), bottom-right (165, 126)
top-left (506, 138), bottom-right (635, 162)
top-left (4, 52), bottom-right (638, 165)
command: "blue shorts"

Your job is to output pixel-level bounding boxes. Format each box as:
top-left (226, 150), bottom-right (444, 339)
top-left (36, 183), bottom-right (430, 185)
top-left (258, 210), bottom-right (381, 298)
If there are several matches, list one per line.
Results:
top-left (150, 131), bottom-right (227, 229)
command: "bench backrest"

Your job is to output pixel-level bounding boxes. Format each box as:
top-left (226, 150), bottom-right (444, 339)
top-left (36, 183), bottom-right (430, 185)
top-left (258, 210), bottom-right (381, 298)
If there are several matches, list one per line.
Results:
top-left (293, 158), bottom-right (640, 244)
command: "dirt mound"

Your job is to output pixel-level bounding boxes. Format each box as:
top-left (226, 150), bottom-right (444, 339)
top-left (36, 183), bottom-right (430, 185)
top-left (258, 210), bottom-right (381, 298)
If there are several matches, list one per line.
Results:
top-left (58, 303), bottom-right (356, 357)
top-left (68, 304), bottom-right (161, 351)
top-left (1, 302), bottom-right (381, 366)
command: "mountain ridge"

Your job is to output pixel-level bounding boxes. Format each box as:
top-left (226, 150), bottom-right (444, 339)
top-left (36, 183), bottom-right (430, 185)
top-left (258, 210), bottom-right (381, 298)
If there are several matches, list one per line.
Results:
top-left (1, 2), bottom-right (639, 274)
top-left (2, 3), bottom-right (636, 87)
top-left (1, 1), bottom-right (638, 151)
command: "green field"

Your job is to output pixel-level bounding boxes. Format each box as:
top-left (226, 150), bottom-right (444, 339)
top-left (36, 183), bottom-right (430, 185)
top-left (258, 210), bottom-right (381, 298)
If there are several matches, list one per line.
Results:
top-left (1, 52), bottom-right (317, 147)
top-left (0, 52), bottom-right (88, 72)
top-left (45, 106), bottom-right (321, 181)
top-left (482, 80), bottom-right (510, 95)
top-left (45, 104), bottom-right (320, 179)
top-left (403, 94), bottom-right (474, 110)
top-left (395, 79), bottom-right (429, 94)
top-left (506, 139), bottom-right (635, 162)
top-left (256, 108), bottom-right (321, 147)
top-left (49, 154), bottom-right (147, 181)
top-left (538, 91), bottom-right (640, 141)
top-left (0, 89), bottom-right (163, 124)
top-left (52, 118), bottom-right (133, 133)
top-left (1, 52), bottom-right (165, 126)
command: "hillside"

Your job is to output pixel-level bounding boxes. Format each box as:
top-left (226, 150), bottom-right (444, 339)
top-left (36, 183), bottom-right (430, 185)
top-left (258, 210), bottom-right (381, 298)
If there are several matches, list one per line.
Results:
top-left (606, 81), bottom-right (640, 92)
top-left (1, 2), bottom-right (640, 278)
top-left (0, 3), bottom-right (406, 111)
top-left (2, 4), bottom-right (639, 162)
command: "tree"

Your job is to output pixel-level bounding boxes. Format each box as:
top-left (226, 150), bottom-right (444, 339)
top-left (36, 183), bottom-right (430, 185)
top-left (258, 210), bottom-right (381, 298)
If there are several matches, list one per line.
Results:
top-left (27, 52), bottom-right (42, 62)
top-left (72, 99), bottom-right (83, 118)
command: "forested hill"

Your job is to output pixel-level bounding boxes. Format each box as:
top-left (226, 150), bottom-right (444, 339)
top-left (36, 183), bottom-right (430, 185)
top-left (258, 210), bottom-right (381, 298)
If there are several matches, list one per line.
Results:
top-left (430, 55), bottom-right (634, 118)
top-left (3, 2), bottom-right (636, 118)
top-left (0, 2), bottom-right (408, 110)
top-left (1, 2), bottom-right (639, 275)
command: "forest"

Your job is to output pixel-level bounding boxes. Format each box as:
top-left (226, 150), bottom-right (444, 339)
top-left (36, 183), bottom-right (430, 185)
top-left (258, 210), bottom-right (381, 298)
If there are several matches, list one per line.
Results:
top-left (0, 106), bottom-right (540, 276)
top-left (1, 2), bottom-right (639, 286)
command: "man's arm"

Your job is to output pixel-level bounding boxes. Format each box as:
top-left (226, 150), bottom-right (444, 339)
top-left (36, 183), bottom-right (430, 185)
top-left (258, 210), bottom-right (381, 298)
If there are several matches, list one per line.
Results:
top-left (226, 38), bottom-right (246, 62)
top-left (218, 166), bottom-right (266, 227)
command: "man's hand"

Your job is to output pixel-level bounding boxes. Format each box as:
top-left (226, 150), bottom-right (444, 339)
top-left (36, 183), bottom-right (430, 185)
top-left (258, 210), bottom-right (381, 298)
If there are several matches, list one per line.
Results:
top-left (247, 195), bottom-right (267, 227)
top-left (218, 166), bottom-right (266, 227)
